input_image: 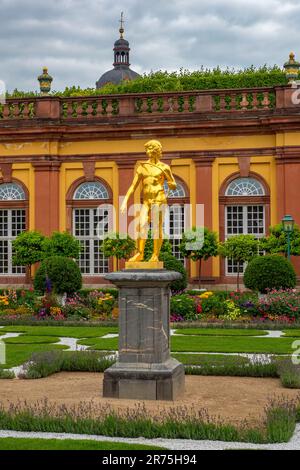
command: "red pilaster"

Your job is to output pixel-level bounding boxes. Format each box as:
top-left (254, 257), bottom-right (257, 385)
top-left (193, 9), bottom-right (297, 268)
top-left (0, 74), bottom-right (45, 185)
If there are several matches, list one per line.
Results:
top-left (276, 152), bottom-right (300, 275)
top-left (33, 161), bottom-right (61, 236)
top-left (194, 157), bottom-right (215, 280)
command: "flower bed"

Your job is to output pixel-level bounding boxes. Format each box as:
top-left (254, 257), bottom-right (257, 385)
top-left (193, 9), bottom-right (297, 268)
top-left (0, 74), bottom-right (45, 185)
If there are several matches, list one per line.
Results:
top-left (170, 289), bottom-right (300, 324)
top-left (0, 288), bottom-right (119, 322)
top-left (0, 287), bottom-right (299, 325)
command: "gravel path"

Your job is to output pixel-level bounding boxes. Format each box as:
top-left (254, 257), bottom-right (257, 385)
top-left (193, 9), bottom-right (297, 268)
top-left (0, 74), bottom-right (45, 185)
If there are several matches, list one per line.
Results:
top-left (56, 337), bottom-right (89, 351)
top-left (0, 332), bottom-right (22, 340)
top-left (0, 425), bottom-right (299, 450)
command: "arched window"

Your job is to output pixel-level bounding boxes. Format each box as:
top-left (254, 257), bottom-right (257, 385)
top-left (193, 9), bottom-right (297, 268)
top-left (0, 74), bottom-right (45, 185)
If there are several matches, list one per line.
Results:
top-left (165, 181), bottom-right (186, 199)
top-left (0, 182), bottom-right (27, 276)
top-left (74, 182), bottom-right (109, 200)
top-left (164, 179), bottom-right (188, 263)
top-left (226, 177), bottom-right (265, 197)
top-left (72, 181), bottom-right (111, 276)
top-left (222, 176), bottom-right (268, 276)
top-left (0, 183), bottom-right (26, 201)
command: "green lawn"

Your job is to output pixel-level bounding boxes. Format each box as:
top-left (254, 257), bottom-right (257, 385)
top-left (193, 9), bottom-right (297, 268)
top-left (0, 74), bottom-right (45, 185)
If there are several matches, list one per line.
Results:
top-left (78, 337), bottom-right (118, 350)
top-left (0, 325), bottom-right (299, 370)
top-left (172, 353), bottom-right (250, 365)
top-left (2, 335), bottom-right (60, 345)
top-left (0, 437), bottom-right (164, 450)
top-left (79, 335), bottom-right (299, 354)
top-left (282, 330), bottom-right (300, 337)
top-left (171, 336), bottom-right (299, 354)
top-left (0, 326), bottom-right (118, 338)
top-left (0, 344), bottom-right (67, 369)
top-left (174, 328), bottom-right (268, 336)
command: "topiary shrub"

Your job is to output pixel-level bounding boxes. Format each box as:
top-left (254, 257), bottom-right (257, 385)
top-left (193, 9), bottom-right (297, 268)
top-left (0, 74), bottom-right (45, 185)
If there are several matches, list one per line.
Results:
top-left (159, 253), bottom-right (187, 293)
top-left (244, 255), bottom-right (297, 293)
top-left (34, 256), bottom-right (82, 295)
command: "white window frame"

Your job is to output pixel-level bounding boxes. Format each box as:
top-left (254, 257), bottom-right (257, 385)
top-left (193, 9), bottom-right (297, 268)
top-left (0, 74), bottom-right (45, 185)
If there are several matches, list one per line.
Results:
top-left (225, 204), bottom-right (265, 276)
top-left (73, 207), bottom-right (109, 276)
top-left (0, 209), bottom-right (26, 276)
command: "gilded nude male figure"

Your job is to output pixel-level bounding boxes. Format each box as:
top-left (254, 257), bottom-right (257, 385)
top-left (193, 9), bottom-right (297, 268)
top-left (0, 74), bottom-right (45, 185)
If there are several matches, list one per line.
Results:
top-left (120, 140), bottom-right (177, 263)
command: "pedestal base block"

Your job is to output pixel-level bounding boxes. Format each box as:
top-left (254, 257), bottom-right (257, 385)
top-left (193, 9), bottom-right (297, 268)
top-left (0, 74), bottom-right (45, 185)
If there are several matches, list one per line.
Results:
top-left (103, 358), bottom-right (185, 401)
top-left (125, 261), bottom-right (164, 270)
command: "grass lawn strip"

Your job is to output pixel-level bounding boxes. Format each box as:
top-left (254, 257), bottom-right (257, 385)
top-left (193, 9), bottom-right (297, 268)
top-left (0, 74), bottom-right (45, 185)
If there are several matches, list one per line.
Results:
top-left (0, 326), bottom-right (118, 338)
top-left (79, 336), bottom-right (300, 354)
top-left (0, 429), bottom-right (299, 450)
top-left (172, 336), bottom-right (300, 354)
top-left (174, 328), bottom-right (268, 336)
top-left (2, 336), bottom-right (60, 345)
top-left (0, 436), bottom-right (164, 450)
top-left (283, 330), bottom-right (300, 337)
top-left (172, 354), bottom-right (250, 366)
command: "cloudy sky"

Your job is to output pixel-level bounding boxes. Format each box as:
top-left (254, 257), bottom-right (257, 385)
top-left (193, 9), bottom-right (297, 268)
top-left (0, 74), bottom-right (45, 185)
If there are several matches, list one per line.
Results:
top-left (0, 0), bottom-right (299, 92)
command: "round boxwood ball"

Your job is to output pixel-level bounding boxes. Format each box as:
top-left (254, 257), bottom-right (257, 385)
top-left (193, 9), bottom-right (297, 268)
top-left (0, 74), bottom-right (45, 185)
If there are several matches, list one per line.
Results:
top-left (244, 255), bottom-right (296, 293)
top-left (34, 256), bottom-right (82, 294)
top-left (159, 252), bottom-right (187, 293)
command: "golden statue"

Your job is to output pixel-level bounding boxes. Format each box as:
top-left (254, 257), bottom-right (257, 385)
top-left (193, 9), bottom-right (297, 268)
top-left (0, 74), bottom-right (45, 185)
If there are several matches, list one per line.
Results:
top-left (120, 140), bottom-right (177, 267)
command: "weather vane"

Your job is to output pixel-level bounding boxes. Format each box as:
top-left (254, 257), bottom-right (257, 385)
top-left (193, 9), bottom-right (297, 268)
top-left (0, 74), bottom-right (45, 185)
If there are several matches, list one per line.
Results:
top-left (119, 12), bottom-right (125, 38)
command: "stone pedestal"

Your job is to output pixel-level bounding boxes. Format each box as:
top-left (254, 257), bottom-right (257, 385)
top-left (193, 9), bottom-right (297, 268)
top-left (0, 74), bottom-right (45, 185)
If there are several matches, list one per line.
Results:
top-left (103, 270), bottom-right (185, 401)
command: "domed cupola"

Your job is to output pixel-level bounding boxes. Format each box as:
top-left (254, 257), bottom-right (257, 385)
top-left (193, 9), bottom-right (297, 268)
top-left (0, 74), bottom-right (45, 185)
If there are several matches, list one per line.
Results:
top-left (96, 13), bottom-right (140, 89)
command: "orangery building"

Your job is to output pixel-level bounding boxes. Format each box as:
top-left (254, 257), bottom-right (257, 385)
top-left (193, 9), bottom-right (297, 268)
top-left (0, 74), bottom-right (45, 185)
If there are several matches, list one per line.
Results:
top-left (1, 30), bottom-right (300, 287)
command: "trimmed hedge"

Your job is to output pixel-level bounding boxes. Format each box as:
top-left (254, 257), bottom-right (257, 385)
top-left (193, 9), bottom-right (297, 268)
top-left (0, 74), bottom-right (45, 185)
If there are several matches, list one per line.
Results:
top-left (7, 66), bottom-right (291, 98)
top-left (244, 255), bottom-right (297, 293)
top-left (159, 253), bottom-right (187, 293)
top-left (34, 256), bottom-right (82, 294)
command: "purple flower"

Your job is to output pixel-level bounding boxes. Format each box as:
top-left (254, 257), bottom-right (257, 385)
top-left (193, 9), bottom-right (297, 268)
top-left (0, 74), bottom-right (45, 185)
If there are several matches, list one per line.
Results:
top-left (45, 276), bottom-right (52, 294)
top-left (38, 308), bottom-right (47, 317)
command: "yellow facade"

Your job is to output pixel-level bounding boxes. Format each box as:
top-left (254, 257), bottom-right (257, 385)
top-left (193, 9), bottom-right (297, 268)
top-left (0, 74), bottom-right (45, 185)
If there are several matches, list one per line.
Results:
top-left (2, 127), bottom-right (298, 284)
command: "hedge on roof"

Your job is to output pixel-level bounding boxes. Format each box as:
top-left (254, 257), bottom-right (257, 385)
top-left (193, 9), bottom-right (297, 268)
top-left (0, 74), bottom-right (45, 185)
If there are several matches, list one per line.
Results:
top-left (6, 66), bottom-right (292, 98)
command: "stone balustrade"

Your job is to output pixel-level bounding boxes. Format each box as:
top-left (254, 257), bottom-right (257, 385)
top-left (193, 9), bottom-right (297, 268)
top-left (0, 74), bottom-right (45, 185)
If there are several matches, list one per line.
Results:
top-left (0, 85), bottom-right (298, 122)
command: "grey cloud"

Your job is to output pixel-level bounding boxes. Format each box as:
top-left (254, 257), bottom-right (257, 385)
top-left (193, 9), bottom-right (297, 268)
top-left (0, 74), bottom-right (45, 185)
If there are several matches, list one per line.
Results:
top-left (0, 0), bottom-right (299, 92)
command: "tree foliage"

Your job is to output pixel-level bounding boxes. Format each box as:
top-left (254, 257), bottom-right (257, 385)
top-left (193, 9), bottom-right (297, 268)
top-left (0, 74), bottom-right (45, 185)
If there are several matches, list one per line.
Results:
top-left (7, 66), bottom-right (291, 98)
top-left (34, 256), bottom-right (82, 294)
top-left (160, 253), bottom-right (187, 293)
top-left (100, 233), bottom-right (136, 268)
top-left (144, 232), bottom-right (173, 261)
top-left (42, 232), bottom-right (81, 259)
top-left (12, 231), bottom-right (45, 268)
top-left (180, 227), bottom-right (218, 288)
top-left (218, 235), bottom-right (259, 290)
top-left (260, 224), bottom-right (300, 256)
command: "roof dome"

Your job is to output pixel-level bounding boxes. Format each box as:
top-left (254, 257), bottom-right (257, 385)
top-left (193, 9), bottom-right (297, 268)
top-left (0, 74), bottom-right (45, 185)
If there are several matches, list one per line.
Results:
top-left (114, 38), bottom-right (129, 47)
top-left (96, 14), bottom-right (140, 89)
top-left (96, 66), bottom-right (140, 88)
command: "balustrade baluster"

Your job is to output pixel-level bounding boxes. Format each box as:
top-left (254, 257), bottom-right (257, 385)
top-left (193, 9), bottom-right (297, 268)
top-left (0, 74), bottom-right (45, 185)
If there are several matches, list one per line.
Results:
top-left (22, 102), bottom-right (29, 119)
top-left (85, 101), bottom-right (93, 118)
top-left (3, 103), bottom-right (9, 119)
top-left (262, 92), bottom-right (270, 109)
top-left (219, 94), bottom-right (226, 111)
top-left (151, 97), bottom-right (160, 113)
top-left (240, 93), bottom-right (249, 110)
top-left (252, 93), bottom-right (259, 110)
top-left (65, 102), bottom-right (73, 119)
top-left (106, 99), bottom-right (113, 116)
top-left (182, 96), bottom-right (190, 112)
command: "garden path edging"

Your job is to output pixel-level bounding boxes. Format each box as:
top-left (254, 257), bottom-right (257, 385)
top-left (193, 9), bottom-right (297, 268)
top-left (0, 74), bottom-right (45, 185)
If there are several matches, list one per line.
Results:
top-left (0, 426), bottom-right (299, 450)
